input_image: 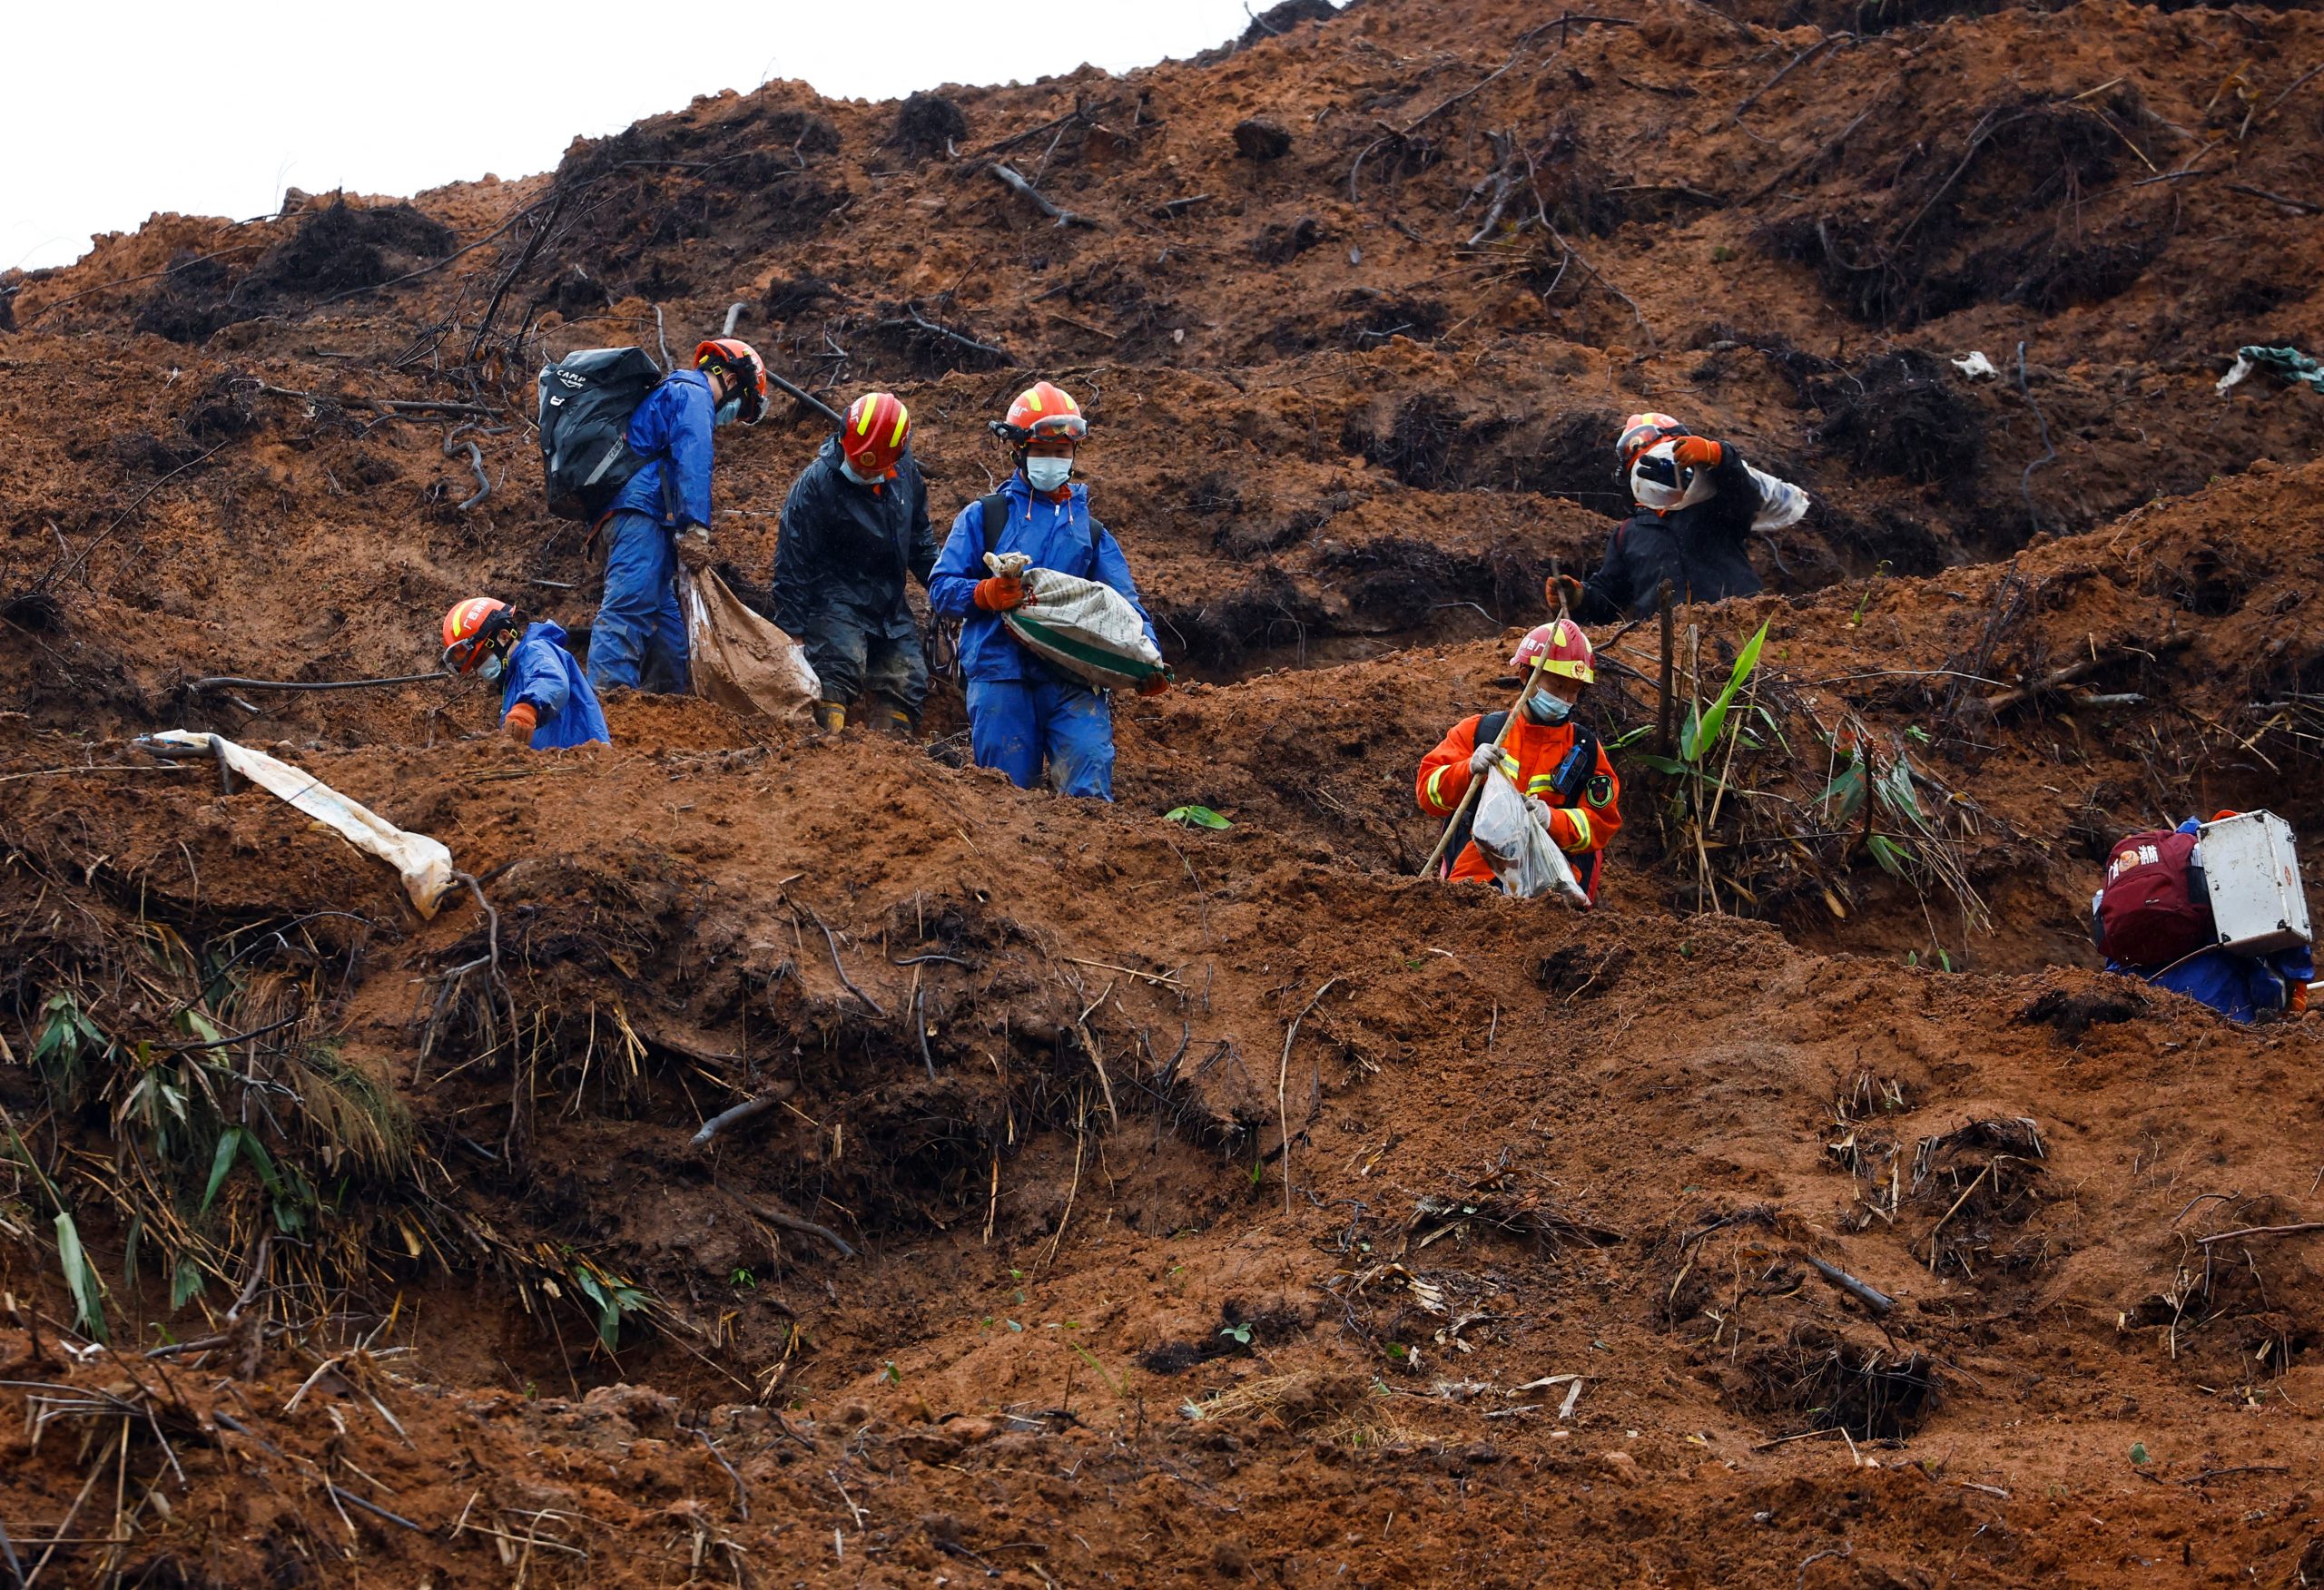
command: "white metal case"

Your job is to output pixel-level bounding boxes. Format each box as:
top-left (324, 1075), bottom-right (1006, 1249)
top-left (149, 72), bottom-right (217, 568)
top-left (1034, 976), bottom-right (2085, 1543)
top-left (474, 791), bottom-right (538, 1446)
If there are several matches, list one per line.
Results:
top-left (2198, 810), bottom-right (2311, 955)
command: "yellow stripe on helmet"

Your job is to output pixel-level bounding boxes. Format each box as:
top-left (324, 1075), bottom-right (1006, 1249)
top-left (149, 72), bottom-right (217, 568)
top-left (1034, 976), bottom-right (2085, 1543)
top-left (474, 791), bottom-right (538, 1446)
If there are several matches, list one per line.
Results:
top-left (890, 400), bottom-right (910, 448)
top-left (852, 399), bottom-right (874, 437)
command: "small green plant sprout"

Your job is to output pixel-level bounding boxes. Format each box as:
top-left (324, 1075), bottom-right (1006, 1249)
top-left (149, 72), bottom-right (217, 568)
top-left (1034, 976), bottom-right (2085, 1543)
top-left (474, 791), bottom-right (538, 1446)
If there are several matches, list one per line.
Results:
top-left (882, 1361), bottom-right (902, 1385)
top-left (1846, 561), bottom-right (1894, 627)
top-left (730, 1268), bottom-right (755, 1289)
top-left (1164, 804), bottom-right (1232, 829)
top-left (2130, 1441), bottom-right (2151, 1466)
top-left (1711, 244), bottom-right (1738, 263)
top-left (1220, 1322), bottom-right (1255, 1348)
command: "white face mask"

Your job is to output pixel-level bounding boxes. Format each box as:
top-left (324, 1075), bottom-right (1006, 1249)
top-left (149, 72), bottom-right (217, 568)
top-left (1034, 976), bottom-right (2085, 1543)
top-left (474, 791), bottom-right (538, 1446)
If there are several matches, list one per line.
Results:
top-left (478, 652), bottom-right (505, 683)
top-left (840, 457), bottom-right (877, 486)
top-left (1024, 456), bottom-right (1074, 494)
top-left (1524, 689), bottom-right (1571, 724)
top-left (714, 398), bottom-right (743, 428)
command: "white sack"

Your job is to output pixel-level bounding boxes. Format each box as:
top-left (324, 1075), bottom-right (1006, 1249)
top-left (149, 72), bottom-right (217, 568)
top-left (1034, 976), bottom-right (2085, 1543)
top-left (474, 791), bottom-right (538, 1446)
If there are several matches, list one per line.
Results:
top-left (142, 731), bottom-right (454, 917)
top-left (1468, 769), bottom-right (1590, 907)
top-left (983, 549), bottom-right (1167, 693)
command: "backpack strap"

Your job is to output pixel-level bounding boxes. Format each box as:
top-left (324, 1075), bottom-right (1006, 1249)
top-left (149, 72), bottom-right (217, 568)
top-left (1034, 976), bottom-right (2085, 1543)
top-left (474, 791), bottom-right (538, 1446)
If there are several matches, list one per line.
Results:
top-left (972, 486), bottom-right (1102, 564)
top-left (975, 491), bottom-right (1011, 557)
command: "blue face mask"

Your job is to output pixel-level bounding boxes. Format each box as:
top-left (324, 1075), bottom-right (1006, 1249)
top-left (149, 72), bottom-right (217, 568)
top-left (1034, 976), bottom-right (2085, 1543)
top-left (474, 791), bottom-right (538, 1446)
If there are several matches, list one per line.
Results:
top-left (1024, 456), bottom-right (1074, 494)
top-left (479, 652), bottom-right (505, 684)
top-left (714, 398), bottom-right (743, 428)
top-left (1524, 689), bottom-right (1572, 724)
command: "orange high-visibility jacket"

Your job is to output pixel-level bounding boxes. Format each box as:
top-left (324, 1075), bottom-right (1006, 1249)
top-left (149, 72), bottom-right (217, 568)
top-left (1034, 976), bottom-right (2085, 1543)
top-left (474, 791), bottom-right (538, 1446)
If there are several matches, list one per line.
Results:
top-left (1416, 712), bottom-right (1622, 894)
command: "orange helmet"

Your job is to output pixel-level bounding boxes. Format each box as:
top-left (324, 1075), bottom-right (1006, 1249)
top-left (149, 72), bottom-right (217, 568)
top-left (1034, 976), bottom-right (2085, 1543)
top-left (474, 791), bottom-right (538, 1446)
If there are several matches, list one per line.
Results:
top-left (1615, 411), bottom-right (1688, 470)
top-left (840, 391), bottom-right (911, 479)
top-left (441, 597), bottom-right (516, 674)
top-left (990, 380), bottom-right (1088, 446)
top-left (694, 338), bottom-right (768, 424)
top-left (1512, 618), bottom-right (1594, 685)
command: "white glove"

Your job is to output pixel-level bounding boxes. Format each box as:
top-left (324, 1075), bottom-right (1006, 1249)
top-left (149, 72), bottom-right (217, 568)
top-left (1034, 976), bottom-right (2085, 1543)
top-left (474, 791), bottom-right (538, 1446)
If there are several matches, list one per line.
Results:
top-left (675, 527), bottom-right (714, 573)
top-left (1527, 796), bottom-right (1556, 830)
top-left (1470, 741), bottom-right (1517, 780)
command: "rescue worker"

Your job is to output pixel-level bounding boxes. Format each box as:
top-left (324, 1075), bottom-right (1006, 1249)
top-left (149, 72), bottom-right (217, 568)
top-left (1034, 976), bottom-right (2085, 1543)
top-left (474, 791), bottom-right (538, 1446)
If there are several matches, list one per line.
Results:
top-left (2102, 813), bottom-right (2313, 1023)
top-left (927, 380), bottom-right (1164, 798)
top-left (770, 391), bottom-right (939, 734)
top-left (440, 597), bottom-right (610, 748)
top-left (1575, 412), bottom-right (1807, 622)
top-left (585, 338), bottom-right (768, 695)
top-left (1416, 618), bottom-right (1620, 900)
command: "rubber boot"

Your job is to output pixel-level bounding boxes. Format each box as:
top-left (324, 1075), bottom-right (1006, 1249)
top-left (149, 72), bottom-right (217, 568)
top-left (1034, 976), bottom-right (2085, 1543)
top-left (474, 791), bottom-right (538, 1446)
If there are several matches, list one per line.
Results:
top-left (874, 697), bottom-right (916, 738)
top-left (814, 702), bottom-right (847, 733)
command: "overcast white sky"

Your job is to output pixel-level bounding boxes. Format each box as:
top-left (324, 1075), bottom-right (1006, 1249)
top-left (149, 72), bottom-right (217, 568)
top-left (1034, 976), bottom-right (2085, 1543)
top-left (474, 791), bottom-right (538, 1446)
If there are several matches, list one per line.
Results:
top-left (4, 0), bottom-right (1275, 273)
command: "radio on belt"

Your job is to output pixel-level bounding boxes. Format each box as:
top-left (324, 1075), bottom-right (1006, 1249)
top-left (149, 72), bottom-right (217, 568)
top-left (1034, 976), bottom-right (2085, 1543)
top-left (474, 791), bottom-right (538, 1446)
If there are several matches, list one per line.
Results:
top-left (2197, 810), bottom-right (2311, 956)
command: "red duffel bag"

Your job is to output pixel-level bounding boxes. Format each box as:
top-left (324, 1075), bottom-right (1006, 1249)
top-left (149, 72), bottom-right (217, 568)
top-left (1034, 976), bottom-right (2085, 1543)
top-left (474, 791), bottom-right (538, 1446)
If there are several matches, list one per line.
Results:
top-left (2093, 829), bottom-right (2215, 967)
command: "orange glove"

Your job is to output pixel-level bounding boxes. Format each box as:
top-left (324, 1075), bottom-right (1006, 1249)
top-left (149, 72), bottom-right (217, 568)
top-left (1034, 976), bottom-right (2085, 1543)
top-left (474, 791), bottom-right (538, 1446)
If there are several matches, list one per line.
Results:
top-left (503, 702), bottom-right (539, 742)
top-left (1670, 437), bottom-right (1724, 469)
top-left (1137, 672), bottom-right (1171, 698)
top-left (1548, 574), bottom-right (1586, 615)
top-left (973, 575), bottom-right (1030, 613)
top-left (2293, 978), bottom-right (2310, 1016)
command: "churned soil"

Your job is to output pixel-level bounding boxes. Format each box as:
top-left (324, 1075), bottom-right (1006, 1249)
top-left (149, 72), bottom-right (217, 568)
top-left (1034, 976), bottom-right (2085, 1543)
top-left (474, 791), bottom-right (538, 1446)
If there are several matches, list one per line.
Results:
top-left (5, 0), bottom-right (2324, 1583)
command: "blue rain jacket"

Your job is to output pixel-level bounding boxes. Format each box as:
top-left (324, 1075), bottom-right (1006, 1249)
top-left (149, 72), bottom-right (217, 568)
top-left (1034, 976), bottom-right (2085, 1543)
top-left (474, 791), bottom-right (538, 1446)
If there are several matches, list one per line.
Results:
top-left (606, 368), bottom-right (716, 530)
top-left (927, 476), bottom-right (1156, 685)
top-left (502, 621), bottom-right (610, 748)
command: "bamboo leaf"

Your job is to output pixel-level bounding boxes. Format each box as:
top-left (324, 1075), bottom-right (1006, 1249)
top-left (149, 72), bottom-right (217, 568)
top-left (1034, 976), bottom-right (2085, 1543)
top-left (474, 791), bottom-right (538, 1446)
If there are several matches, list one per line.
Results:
top-left (1679, 707), bottom-right (1703, 763)
top-left (202, 1128), bottom-right (243, 1213)
top-left (1817, 761), bottom-right (1867, 822)
top-left (54, 1212), bottom-right (108, 1344)
top-left (1693, 621), bottom-right (1770, 760)
top-left (1163, 805), bottom-right (1233, 829)
top-left (1867, 834), bottom-right (1909, 877)
top-left (171, 1258), bottom-right (206, 1311)
top-left (1632, 755), bottom-right (1691, 776)
top-left (570, 1268), bottom-right (621, 1350)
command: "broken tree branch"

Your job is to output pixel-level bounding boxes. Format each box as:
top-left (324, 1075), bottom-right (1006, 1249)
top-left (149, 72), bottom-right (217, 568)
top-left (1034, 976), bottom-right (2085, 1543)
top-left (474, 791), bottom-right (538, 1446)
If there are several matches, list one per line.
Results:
top-left (2197, 1222), bottom-right (2324, 1246)
top-left (737, 1197), bottom-right (857, 1259)
top-left (1276, 977), bottom-right (1342, 1214)
top-left (189, 671), bottom-right (451, 693)
top-left (1803, 1253), bottom-right (1895, 1315)
top-left (879, 308), bottom-right (1012, 362)
top-left (989, 162), bottom-right (1098, 228)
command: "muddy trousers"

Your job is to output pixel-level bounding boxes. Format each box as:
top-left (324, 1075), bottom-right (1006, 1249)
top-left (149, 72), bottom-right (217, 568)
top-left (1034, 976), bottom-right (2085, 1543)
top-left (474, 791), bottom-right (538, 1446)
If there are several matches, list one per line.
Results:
top-left (799, 613), bottom-right (930, 725)
top-left (586, 511), bottom-right (690, 695)
top-left (965, 677), bottom-right (1114, 799)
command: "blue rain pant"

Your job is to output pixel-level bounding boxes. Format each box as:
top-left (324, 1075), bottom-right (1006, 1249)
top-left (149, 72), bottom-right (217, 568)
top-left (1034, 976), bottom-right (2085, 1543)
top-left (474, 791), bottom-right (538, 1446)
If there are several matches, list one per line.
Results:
top-left (966, 677), bottom-right (1115, 799)
top-left (586, 511), bottom-right (689, 694)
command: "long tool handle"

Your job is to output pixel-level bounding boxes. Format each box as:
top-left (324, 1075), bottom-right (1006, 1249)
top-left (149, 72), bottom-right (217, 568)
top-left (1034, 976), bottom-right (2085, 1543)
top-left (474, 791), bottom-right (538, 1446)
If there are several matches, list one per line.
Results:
top-left (765, 367), bottom-right (843, 426)
top-left (1418, 653), bottom-right (1551, 878)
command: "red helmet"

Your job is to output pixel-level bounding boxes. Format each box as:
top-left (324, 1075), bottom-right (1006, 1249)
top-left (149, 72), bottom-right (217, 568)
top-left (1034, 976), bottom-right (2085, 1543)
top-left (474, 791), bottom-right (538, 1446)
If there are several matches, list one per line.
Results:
top-left (840, 391), bottom-right (911, 479)
top-left (1512, 618), bottom-right (1594, 685)
top-left (1615, 411), bottom-right (1688, 471)
top-left (441, 597), bottom-right (515, 674)
top-left (990, 380), bottom-right (1088, 446)
top-left (694, 338), bottom-right (768, 424)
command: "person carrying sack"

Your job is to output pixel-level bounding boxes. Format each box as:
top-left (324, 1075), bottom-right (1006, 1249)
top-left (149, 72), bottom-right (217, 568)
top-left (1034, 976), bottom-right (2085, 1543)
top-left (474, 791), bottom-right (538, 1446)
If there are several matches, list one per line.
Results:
top-left (585, 338), bottom-right (768, 696)
top-left (927, 381), bottom-right (1165, 799)
top-left (1415, 618), bottom-right (1620, 902)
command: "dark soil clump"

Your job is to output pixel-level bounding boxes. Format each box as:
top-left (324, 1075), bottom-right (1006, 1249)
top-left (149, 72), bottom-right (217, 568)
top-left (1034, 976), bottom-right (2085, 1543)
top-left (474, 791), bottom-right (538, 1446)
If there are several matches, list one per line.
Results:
top-left (891, 92), bottom-right (969, 158)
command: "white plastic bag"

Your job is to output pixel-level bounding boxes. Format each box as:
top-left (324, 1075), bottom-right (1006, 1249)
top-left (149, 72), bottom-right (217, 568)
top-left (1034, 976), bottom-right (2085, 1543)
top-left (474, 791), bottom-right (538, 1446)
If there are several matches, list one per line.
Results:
top-left (1468, 770), bottom-right (1590, 906)
top-left (983, 550), bottom-right (1168, 693)
top-left (139, 731), bottom-right (455, 917)
top-left (681, 570), bottom-right (821, 722)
